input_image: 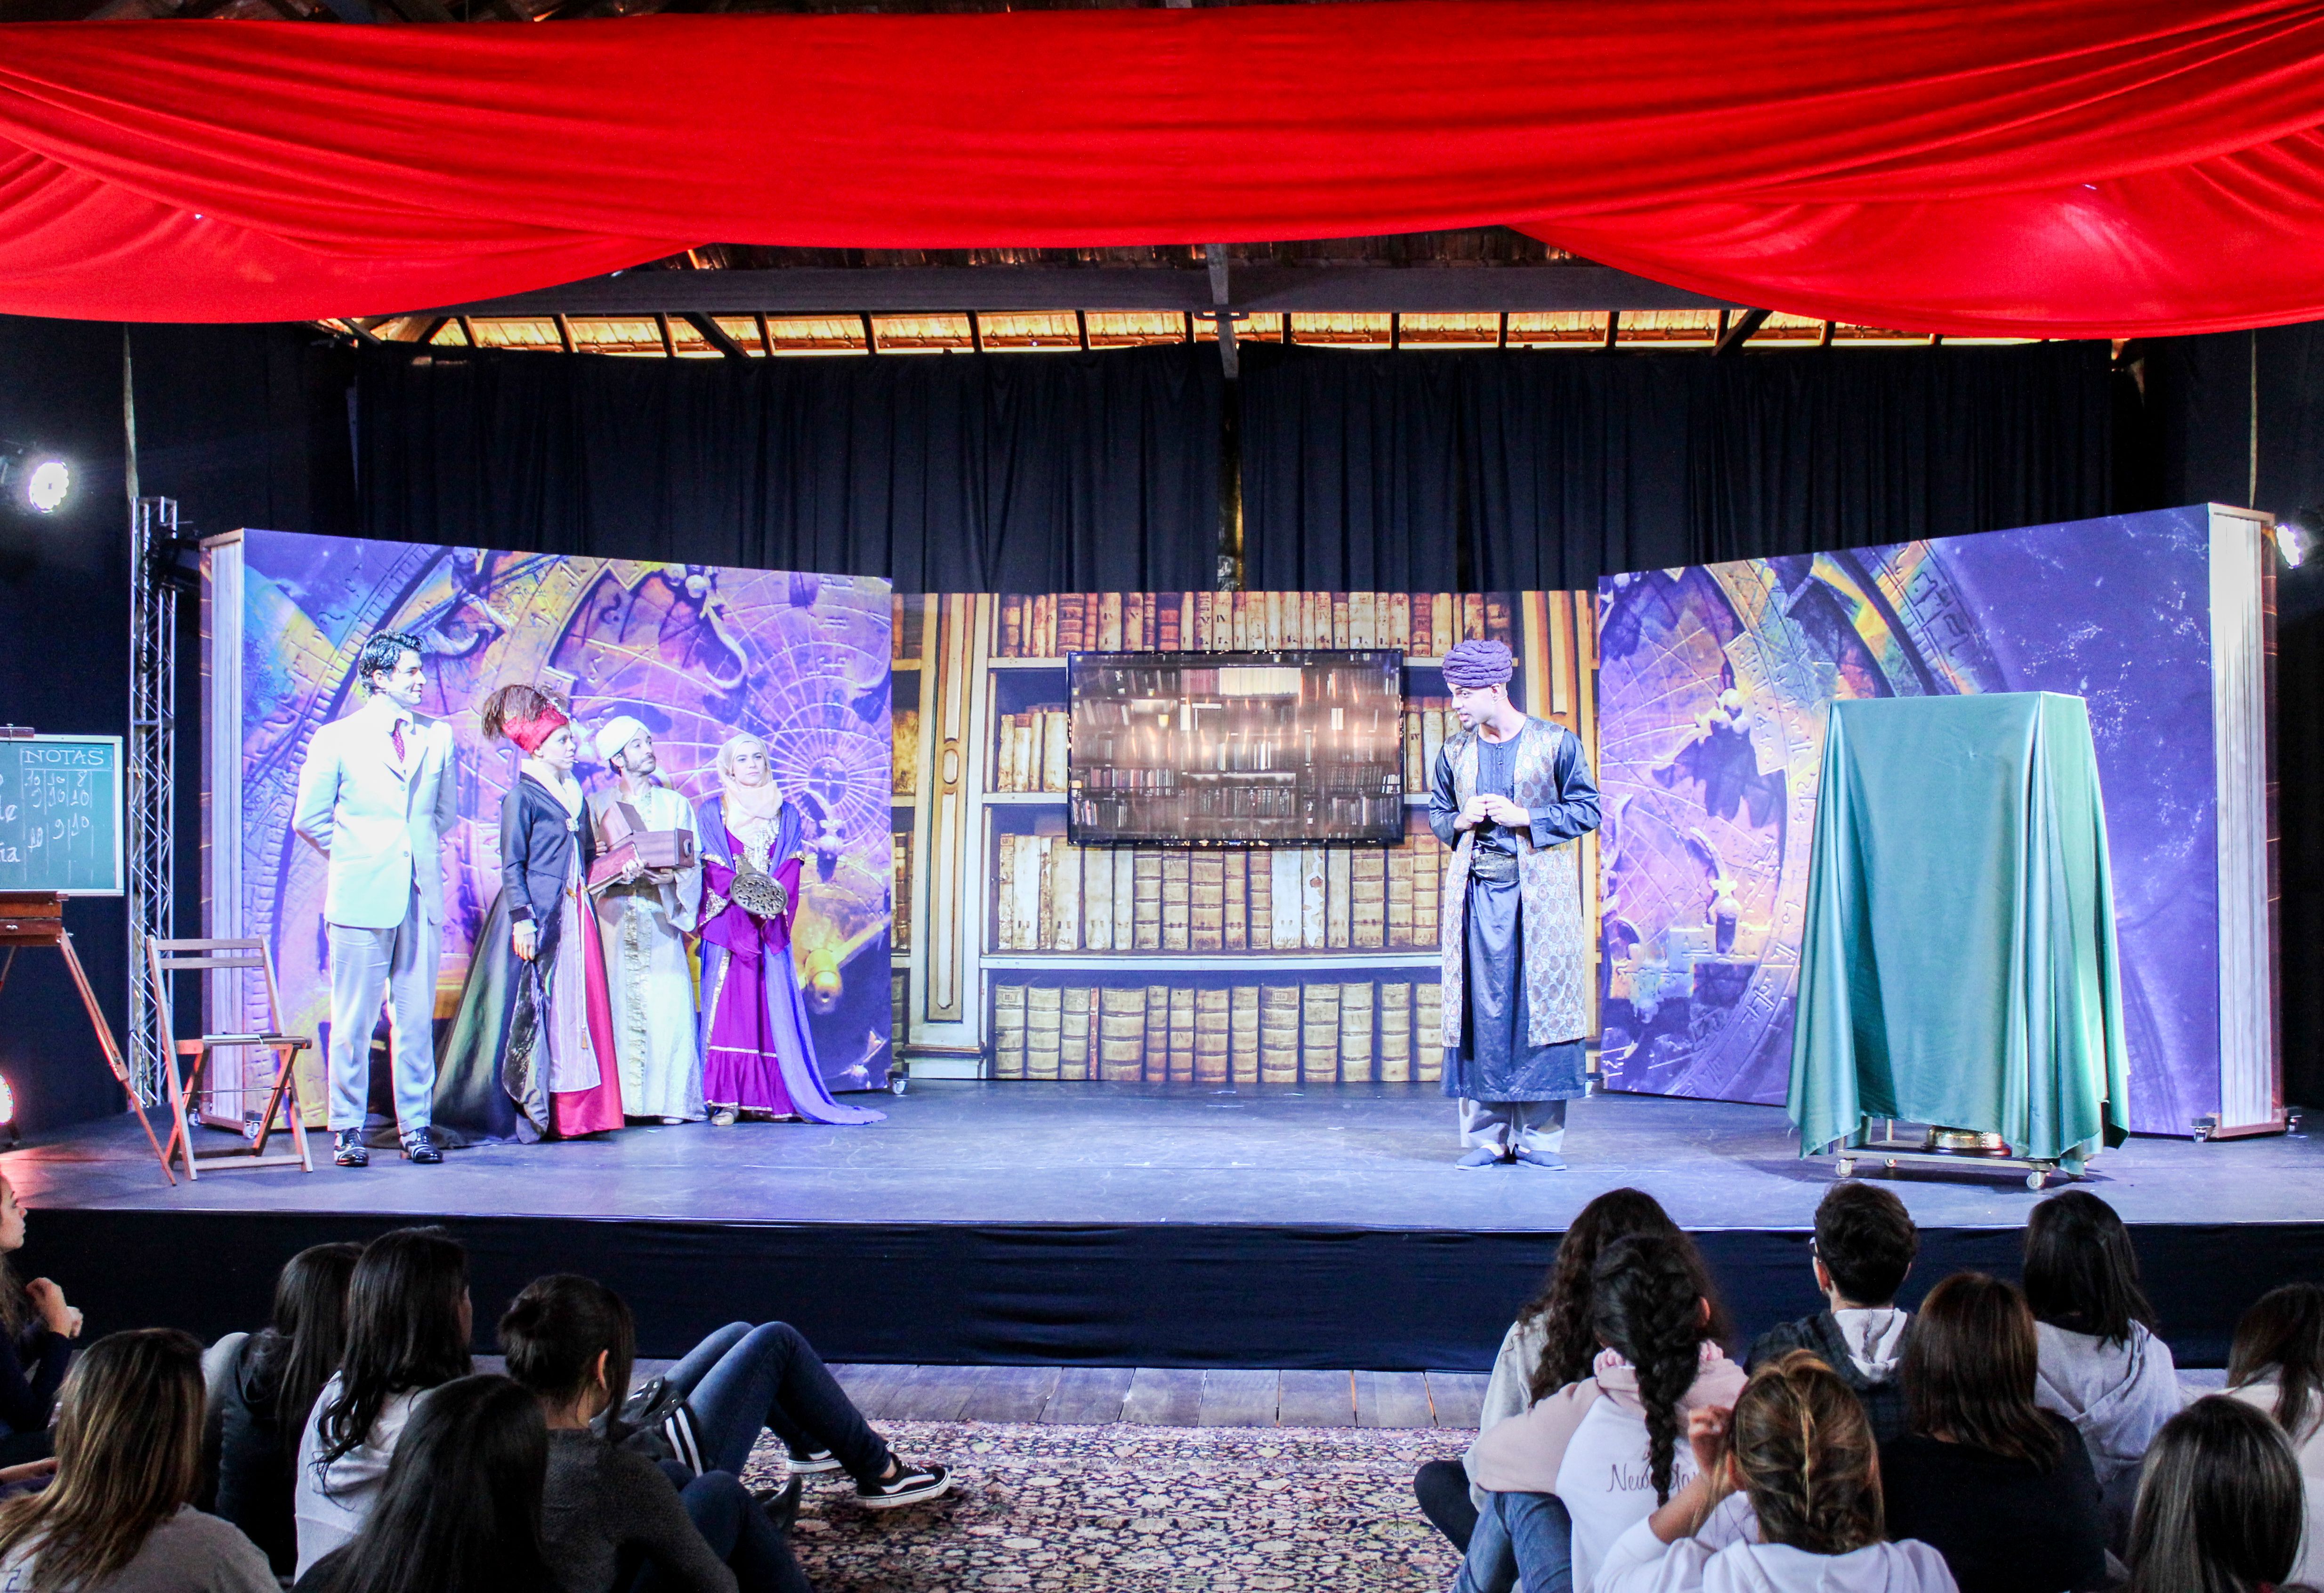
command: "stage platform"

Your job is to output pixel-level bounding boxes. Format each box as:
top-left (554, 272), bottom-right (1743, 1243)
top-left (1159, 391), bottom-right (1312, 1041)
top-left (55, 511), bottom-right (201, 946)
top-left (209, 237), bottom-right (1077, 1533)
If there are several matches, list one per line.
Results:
top-left (11, 1084), bottom-right (2319, 1369)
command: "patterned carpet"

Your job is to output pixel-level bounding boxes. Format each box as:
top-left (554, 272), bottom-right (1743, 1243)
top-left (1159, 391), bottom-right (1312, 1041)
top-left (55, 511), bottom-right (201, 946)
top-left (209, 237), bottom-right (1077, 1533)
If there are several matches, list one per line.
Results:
top-left (741, 1419), bottom-right (1468, 1592)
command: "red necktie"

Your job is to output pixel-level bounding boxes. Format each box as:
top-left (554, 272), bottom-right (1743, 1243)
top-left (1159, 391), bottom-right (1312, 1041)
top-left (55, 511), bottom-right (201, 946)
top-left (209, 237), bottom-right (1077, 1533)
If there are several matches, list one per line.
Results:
top-left (391, 720), bottom-right (407, 764)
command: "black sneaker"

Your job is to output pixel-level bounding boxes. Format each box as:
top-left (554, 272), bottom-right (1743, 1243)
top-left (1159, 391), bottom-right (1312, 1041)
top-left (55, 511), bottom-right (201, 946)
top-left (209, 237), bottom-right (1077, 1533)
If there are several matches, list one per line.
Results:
top-left (333, 1129), bottom-right (369, 1168)
top-left (755, 1474), bottom-right (803, 1535)
top-left (856, 1460), bottom-right (950, 1510)
top-left (787, 1449), bottom-right (842, 1475)
top-left (400, 1127), bottom-right (442, 1165)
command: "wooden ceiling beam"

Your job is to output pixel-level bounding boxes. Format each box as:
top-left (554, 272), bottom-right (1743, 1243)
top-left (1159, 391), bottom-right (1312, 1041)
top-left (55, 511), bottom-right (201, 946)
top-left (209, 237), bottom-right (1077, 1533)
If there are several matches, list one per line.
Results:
top-left (681, 311), bottom-right (750, 361)
top-left (1713, 307), bottom-right (1771, 355)
top-left (418, 263), bottom-right (1738, 320)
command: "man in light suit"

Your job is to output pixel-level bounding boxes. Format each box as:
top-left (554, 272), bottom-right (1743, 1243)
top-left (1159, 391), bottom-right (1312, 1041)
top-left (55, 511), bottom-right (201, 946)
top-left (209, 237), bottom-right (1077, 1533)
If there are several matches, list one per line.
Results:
top-left (291, 629), bottom-right (459, 1167)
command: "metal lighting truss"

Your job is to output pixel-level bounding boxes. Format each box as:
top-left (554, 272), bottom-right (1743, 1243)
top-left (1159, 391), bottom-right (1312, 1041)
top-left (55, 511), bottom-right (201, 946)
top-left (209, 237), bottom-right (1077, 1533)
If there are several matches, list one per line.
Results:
top-left (126, 494), bottom-right (178, 1107)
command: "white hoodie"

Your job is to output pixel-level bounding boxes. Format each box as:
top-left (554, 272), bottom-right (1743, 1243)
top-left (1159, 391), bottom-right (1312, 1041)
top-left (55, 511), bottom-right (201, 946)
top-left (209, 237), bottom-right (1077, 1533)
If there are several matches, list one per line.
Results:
top-left (1595, 1515), bottom-right (1959, 1593)
top-left (2032, 1320), bottom-right (2184, 1486)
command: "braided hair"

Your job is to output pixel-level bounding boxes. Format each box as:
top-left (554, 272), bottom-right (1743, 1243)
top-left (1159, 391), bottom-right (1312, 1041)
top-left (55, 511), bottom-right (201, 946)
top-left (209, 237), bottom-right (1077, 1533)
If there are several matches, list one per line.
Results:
top-left (1730, 1350), bottom-right (1884, 1555)
top-left (1590, 1232), bottom-right (1716, 1504)
top-left (1514, 1189), bottom-right (1685, 1404)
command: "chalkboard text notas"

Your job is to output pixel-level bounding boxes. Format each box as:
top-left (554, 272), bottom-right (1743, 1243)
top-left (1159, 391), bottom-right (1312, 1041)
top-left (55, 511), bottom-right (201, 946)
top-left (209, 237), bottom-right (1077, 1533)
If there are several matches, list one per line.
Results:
top-left (0, 736), bottom-right (125, 895)
top-left (1067, 651), bottom-right (1405, 845)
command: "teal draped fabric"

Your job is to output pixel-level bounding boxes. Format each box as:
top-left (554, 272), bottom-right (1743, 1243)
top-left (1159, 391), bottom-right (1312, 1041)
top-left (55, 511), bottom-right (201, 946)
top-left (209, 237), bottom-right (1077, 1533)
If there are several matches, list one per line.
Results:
top-left (1789, 693), bottom-right (2130, 1168)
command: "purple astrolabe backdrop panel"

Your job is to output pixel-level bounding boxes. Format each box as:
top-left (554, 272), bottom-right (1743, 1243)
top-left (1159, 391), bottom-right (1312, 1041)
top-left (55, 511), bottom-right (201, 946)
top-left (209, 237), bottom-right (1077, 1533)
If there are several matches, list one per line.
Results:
top-left (233, 531), bottom-right (894, 1095)
top-left (1594, 507), bottom-right (2219, 1135)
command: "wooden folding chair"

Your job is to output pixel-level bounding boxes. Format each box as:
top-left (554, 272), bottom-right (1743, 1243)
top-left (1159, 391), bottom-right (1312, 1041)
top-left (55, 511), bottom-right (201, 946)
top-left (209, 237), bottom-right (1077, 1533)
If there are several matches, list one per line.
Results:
top-left (145, 937), bottom-right (313, 1180)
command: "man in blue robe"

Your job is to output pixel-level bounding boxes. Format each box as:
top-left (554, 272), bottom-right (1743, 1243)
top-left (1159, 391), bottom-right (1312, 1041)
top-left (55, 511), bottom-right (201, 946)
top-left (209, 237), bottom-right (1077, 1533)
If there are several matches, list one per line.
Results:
top-left (1428, 638), bottom-right (1602, 1169)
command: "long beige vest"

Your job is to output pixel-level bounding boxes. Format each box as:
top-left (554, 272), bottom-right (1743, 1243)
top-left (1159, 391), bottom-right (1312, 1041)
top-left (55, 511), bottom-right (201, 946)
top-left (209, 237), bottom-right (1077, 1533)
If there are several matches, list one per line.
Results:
top-left (1439, 717), bottom-right (1591, 1048)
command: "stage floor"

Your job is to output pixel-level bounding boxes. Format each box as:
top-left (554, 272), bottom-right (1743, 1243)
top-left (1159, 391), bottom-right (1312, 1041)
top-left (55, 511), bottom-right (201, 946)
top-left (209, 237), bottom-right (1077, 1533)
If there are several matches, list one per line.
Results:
top-left (11, 1081), bottom-right (2321, 1232)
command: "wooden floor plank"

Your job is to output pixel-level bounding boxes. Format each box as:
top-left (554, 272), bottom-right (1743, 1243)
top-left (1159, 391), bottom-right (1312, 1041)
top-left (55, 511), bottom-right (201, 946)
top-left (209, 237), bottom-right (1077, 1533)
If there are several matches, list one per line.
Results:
top-left (956, 1365), bottom-right (1060, 1424)
top-left (1121, 1368), bottom-right (1205, 1425)
top-left (1042, 1366), bottom-right (1138, 1425)
top-left (1425, 1371), bottom-right (1489, 1429)
top-left (882, 1364), bottom-right (976, 1422)
top-left (831, 1363), bottom-right (914, 1421)
top-left (1277, 1369), bottom-right (1356, 1428)
top-left (1355, 1370), bottom-right (1437, 1429)
top-left (1199, 1368), bottom-right (1281, 1427)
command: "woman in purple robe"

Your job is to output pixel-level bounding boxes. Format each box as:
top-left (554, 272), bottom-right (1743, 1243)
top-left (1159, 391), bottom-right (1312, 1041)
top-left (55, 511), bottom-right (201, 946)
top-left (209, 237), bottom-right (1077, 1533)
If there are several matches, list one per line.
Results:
top-left (693, 733), bottom-right (883, 1128)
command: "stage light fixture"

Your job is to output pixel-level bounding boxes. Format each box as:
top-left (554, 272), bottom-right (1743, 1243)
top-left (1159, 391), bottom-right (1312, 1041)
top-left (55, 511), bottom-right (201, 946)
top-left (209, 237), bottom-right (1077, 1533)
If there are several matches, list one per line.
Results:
top-left (0, 445), bottom-right (71, 516)
top-left (2279, 513), bottom-right (2321, 570)
top-left (0, 1070), bottom-right (16, 1149)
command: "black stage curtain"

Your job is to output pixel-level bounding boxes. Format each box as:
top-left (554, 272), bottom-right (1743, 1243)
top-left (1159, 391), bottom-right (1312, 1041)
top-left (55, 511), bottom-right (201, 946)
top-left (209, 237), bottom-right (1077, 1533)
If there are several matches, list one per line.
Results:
top-left (1241, 342), bottom-right (2117, 589)
top-left (357, 342), bottom-right (1221, 595)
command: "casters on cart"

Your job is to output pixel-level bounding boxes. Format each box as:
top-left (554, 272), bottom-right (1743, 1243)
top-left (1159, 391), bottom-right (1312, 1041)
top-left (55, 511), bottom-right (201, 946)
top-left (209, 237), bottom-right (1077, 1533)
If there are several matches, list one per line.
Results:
top-left (2026, 1168), bottom-right (2048, 1191)
top-left (1834, 1158), bottom-right (1856, 1179)
top-left (889, 1072), bottom-right (909, 1097)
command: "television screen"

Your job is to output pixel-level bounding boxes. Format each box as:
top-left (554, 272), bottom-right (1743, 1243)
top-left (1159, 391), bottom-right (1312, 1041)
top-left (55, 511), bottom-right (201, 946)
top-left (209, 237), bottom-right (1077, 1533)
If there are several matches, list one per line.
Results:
top-left (1067, 650), bottom-right (1406, 845)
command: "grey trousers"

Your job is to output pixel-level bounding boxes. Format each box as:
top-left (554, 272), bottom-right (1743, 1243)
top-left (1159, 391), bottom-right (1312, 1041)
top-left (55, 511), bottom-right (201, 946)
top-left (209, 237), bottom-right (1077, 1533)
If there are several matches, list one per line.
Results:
top-left (1459, 1097), bottom-right (1568, 1155)
top-left (326, 884), bottom-right (439, 1134)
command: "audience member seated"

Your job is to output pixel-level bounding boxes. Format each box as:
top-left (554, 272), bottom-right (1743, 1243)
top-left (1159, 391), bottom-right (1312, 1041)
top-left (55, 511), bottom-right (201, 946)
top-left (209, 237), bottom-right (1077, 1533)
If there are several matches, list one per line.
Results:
top-left (1745, 1182), bottom-right (1917, 1443)
top-left (0, 1328), bottom-right (274, 1593)
top-left (2126, 1394), bottom-right (2316, 1593)
top-left (292, 1227), bottom-right (473, 1579)
top-left (291, 1374), bottom-right (560, 1593)
top-left (1880, 1273), bottom-right (2109, 1593)
top-left (2225, 1281), bottom-right (2324, 1588)
top-left (501, 1273), bottom-right (800, 1593)
top-left (0, 1173), bottom-right (82, 1468)
top-left (1597, 1350), bottom-right (1958, 1593)
top-left (650, 1320), bottom-right (948, 1510)
top-left (2023, 1190), bottom-right (2181, 1531)
top-left (1463, 1231), bottom-right (1745, 1593)
top-left (203, 1241), bottom-right (362, 1577)
top-left (1417, 1187), bottom-right (1685, 1553)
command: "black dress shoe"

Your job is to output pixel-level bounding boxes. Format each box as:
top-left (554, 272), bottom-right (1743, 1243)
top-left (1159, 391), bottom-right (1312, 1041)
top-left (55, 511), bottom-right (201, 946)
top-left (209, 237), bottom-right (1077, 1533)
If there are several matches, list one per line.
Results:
top-left (400, 1127), bottom-right (443, 1165)
top-left (333, 1129), bottom-right (369, 1168)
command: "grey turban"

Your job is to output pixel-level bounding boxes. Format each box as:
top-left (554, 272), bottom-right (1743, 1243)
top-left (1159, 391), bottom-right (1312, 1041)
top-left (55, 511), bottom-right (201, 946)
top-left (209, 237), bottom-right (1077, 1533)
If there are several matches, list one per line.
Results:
top-left (1442, 638), bottom-right (1515, 689)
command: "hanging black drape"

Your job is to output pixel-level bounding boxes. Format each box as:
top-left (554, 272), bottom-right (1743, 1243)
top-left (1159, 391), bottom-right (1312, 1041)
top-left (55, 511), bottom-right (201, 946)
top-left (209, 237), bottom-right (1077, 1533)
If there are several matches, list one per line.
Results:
top-left (1240, 342), bottom-right (2117, 589)
top-left (357, 341), bottom-right (1221, 594)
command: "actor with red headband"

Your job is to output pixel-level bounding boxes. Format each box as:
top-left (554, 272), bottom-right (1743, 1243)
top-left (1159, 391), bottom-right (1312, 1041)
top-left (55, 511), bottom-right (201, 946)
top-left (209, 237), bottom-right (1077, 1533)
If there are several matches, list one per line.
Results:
top-left (435, 684), bottom-right (628, 1144)
top-left (1430, 638), bottom-right (1602, 1170)
top-left (292, 629), bottom-right (460, 1168)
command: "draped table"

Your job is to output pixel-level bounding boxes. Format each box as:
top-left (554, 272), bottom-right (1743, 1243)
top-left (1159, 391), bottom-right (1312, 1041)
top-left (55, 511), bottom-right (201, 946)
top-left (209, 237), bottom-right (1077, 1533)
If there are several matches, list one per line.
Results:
top-left (1789, 692), bottom-right (2130, 1174)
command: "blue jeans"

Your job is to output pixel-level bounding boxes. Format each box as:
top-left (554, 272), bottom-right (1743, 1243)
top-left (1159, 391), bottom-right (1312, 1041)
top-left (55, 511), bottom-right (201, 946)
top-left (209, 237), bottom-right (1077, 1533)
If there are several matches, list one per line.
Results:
top-left (663, 1322), bottom-right (890, 1485)
top-left (629, 1463), bottom-right (807, 1593)
top-left (1455, 1490), bottom-right (1574, 1593)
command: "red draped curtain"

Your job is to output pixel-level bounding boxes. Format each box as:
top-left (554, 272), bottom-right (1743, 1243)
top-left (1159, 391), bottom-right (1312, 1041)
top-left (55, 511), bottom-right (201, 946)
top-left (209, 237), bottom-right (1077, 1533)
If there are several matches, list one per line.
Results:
top-left (2, 1), bottom-right (2322, 330)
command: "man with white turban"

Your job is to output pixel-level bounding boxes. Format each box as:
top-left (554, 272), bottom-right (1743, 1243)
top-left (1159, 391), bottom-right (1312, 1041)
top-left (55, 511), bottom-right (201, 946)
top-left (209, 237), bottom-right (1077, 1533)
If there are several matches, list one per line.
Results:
top-left (589, 715), bottom-right (706, 1122)
top-left (1429, 639), bottom-right (1602, 1169)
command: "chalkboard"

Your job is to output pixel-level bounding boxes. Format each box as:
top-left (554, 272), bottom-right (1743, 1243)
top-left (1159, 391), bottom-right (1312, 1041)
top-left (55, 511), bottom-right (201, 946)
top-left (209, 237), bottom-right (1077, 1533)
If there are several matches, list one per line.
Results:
top-left (0, 736), bottom-right (124, 895)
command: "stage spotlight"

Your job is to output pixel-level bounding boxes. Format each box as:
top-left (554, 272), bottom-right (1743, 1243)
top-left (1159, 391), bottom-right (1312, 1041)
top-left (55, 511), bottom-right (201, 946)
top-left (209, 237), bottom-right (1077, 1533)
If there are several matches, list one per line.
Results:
top-left (0, 1071), bottom-right (17, 1149)
top-left (2279, 512), bottom-right (2321, 570)
top-left (0, 445), bottom-right (71, 516)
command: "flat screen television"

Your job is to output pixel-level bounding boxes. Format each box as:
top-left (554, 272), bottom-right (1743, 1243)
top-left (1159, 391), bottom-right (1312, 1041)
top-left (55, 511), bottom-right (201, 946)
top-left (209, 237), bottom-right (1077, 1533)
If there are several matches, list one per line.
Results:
top-left (1066, 649), bottom-right (1406, 845)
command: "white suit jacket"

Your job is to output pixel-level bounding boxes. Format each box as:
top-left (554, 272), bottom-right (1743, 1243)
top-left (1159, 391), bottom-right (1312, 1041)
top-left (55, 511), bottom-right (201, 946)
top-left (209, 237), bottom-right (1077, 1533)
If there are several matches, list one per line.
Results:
top-left (290, 696), bottom-right (459, 930)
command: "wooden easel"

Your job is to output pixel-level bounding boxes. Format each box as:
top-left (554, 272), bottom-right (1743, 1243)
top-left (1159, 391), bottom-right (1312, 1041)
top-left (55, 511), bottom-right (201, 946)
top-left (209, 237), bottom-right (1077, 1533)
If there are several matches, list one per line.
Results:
top-left (0, 892), bottom-right (176, 1184)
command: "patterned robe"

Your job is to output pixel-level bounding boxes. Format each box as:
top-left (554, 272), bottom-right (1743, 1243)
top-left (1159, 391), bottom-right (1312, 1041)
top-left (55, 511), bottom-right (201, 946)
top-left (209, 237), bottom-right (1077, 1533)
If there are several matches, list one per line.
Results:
top-left (1433, 717), bottom-right (1601, 1052)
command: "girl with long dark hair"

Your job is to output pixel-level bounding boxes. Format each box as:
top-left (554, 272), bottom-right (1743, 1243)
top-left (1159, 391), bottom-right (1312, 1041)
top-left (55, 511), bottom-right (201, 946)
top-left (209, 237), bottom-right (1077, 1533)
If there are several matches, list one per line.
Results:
top-left (0, 1172), bottom-right (81, 1468)
top-left (2126, 1396), bottom-right (2315, 1593)
top-left (291, 1228), bottom-right (473, 1579)
top-left (2023, 1191), bottom-right (2180, 1495)
top-left (1416, 1188), bottom-right (1686, 1551)
top-left (1463, 1231), bottom-right (1743, 1593)
top-left (206, 1241), bottom-right (363, 1575)
top-left (0, 1328), bottom-right (273, 1593)
top-left (2225, 1281), bottom-right (2324, 1587)
top-left (1881, 1272), bottom-right (2108, 1593)
top-left (1597, 1350), bottom-right (1955, 1593)
top-left (500, 1274), bottom-right (799, 1593)
top-left (291, 1375), bottom-right (559, 1593)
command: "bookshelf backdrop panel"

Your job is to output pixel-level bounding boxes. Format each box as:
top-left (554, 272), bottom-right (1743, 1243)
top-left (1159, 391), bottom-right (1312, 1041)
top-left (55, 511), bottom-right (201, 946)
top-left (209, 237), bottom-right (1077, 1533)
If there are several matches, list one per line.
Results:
top-left (891, 587), bottom-right (1598, 1081)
